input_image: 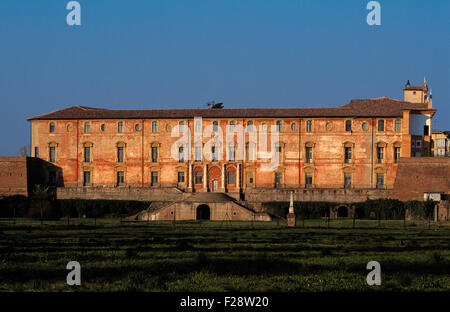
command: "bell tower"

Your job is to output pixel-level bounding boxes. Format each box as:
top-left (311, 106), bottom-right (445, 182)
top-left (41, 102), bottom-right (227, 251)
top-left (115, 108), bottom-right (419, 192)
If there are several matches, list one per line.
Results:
top-left (403, 77), bottom-right (428, 103)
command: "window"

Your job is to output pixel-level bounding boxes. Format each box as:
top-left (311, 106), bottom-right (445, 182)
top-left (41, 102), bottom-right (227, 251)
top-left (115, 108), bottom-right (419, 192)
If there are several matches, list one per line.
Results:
top-left (377, 147), bottom-right (384, 163)
top-left (34, 147), bottom-right (39, 158)
top-left (151, 172), bottom-right (158, 187)
top-left (306, 147), bottom-right (313, 163)
top-left (228, 145), bottom-right (235, 162)
top-left (117, 171), bottom-right (124, 186)
top-left (376, 173), bottom-right (384, 189)
top-left (424, 125), bottom-right (429, 136)
top-left (378, 120), bottom-right (384, 132)
top-left (195, 146), bottom-right (202, 162)
top-left (395, 120), bottom-right (401, 132)
top-left (178, 146), bottom-right (184, 162)
top-left (152, 121), bottom-right (158, 133)
top-left (416, 140), bottom-right (422, 148)
top-left (49, 146), bottom-right (56, 163)
top-left (49, 122), bottom-right (55, 133)
top-left (195, 120), bottom-right (201, 133)
top-left (118, 121), bottom-right (124, 133)
top-left (344, 147), bottom-right (352, 163)
top-left (117, 147), bottom-right (124, 162)
top-left (362, 122), bottom-right (369, 131)
top-left (394, 147), bottom-right (401, 163)
top-left (179, 121), bottom-right (185, 133)
top-left (212, 146), bottom-right (218, 162)
top-left (83, 171), bottom-right (91, 187)
top-left (291, 122), bottom-right (297, 131)
top-left (247, 121), bottom-right (254, 132)
top-left (305, 173), bottom-right (313, 188)
top-left (345, 120), bottom-right (352, 132)
top-left (177, 171), bottom-right (185, 183)
top-left (229, 121), bottom-right (236, 132)
top-left (195, 171), bottom-right (202, 184)
top-left (276, 120), bottom-right (282, 132)
top-left (306, 120), bottom-right (312, 132)
top-left (135, 124), bottom-right (141, 131)
top-left (228, 171), bottom-right (235, 185)
top-left (151, 146), bottom-right (158, 163)
top-left (275, 172), bottom-right (282, 188)
top-left (101, 124), bottom-right (106, 132)
top-left (212, 121), bottom-right (219, 132)
top-left (84, 122), bottom-right (90, 133)
top-left (344, 173), bottom-right (351, 188)
top-left (84, 146), bottom-right (91, 162)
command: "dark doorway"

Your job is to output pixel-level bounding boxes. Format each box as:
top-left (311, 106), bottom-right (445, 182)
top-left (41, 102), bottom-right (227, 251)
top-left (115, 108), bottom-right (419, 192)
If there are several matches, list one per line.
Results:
top-left (196, 204), bottom-right (211, 220)
top-left (337, 206), bottom-right (348, 218)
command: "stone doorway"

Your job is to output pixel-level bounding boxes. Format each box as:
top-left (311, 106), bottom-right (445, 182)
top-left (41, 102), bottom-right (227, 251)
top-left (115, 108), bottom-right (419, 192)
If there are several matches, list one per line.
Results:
top-left (196, 204), bottom-right (211, 220)
top-left (208, 166), bottom-right (221, 192)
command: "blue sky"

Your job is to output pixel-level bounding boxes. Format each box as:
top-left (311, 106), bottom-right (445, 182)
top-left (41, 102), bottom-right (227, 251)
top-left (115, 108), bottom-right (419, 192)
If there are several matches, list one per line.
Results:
top-left (0, 0), bottom-right (448, 155)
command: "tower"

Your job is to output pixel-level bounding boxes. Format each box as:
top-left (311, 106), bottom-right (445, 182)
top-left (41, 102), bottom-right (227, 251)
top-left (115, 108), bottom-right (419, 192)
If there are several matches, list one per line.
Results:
top-left (403, 77), bottom-right (429, 103)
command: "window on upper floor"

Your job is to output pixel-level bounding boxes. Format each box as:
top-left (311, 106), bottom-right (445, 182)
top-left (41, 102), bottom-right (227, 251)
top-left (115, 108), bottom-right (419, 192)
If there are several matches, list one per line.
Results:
top-left (306, 120), bottom-right (313, 132)
top-left (345, 120), bottom-right (352, 132)
top-left (152, 121), bottom-right (158, 133)
top-left (247, 121), bottom-right (254, 132)
top-left (276, 120), bottom-right (282, 132)
top-left (49, 146), bottom-right (56, 163)
top-left (84, 122), bottom-right (90, 133)
top-left (344, 147), bottom-right (352, 163)
top-left (378, 120), bottom-right (385, 132)
top-left (179, 121), bottom-right (185, 133)
top-left (117, 171), bottom-right (125, 186)
top-left (151, 146), bottom-right (158, 163)
top-left (377, 147), bottom-right (384, 163)
top-left (212, 121), bottom-right (219, 132)
top-left (118, 121), bottom-right (124, 133)
top-left (229, 121), bottom-right (236, 132)
top-left (395, 119), bottom-right (401, 132)
top-left (49, 122), bottom-right (55, 133)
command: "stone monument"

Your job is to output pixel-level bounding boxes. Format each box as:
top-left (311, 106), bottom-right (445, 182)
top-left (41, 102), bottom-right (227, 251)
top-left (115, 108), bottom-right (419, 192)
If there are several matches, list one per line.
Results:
top-left (286, 191), bottom-right (296, 227)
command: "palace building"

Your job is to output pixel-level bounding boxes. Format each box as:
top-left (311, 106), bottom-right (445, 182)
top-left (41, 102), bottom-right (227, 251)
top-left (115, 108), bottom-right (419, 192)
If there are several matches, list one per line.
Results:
top-left (28, 80), bottom-right (435, 197)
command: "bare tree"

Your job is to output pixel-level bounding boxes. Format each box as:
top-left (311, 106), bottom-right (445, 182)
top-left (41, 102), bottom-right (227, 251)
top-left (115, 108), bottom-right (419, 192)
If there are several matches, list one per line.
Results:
top-left (17, 145), bottom-right (28, 156)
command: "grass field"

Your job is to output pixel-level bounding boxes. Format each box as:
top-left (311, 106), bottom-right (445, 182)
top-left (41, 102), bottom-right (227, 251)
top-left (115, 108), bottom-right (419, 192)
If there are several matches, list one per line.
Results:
top-left (0, 218), bottom-right (449, 292)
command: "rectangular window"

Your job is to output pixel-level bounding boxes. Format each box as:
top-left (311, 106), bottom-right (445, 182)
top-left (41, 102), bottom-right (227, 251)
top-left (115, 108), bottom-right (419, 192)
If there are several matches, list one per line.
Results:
top-left (394, 147), bottom-right (400, 163)
top-left (117, 147), bottom-right (124, 162)
top-left (118, 122), bottom-right (124, 133)
top-left (228, 145), bottom-right (235, 161)
top-left (276, 120), bottom-right (282, 132)
top-left (305, 173), bottom-right (313, 188)
top-left (344, 147), bottom-right (352, 163)
top-left (416, 140), bottom-right (422, 148)
top-left (395, 119), bottom-right (401, 132)
top-left (83, 171), bottom-right (91, 187)
top-left (212, 121), bottom-right (218, 132)
top-left (152, 121), bottom-right (158, 133)
top-left (306, 120), bottom-right (312, 132)
top-left (228, 171), bottom-right (235, 185)
top-left (117, 171), bottom-right (124, 186)
top-left (345, 120), bottom-right (352, 132)
top-left (247, 121), bottom-right (253, 132)
top-left (49, 122), bottom-right (55, 133)
top-left (306, 147), bottom-right (312, 163)
top-left (49, 147), bottom-right (55, 162)
top-left (151, 171), bottom-right (158, 187)
top-left (275, 172), bottom-right (282, 188)
top-left (195, 171), bottom-right (202, 184)
top-left (178, 146), bottom-right (184, 162)
top-left (230, 121), bottom-right (236, 132)
top-left (84, 122), bottom-right (90, 133)
top-left (151, 147), bottom-right (158, 163)
top-left (84, 146), bottom-right (90, 162)
top-left (377, 147), bottom-right (384, 163)
top-left (195, 146), bottom-right (202, 162)
top-left (424, 125), bottom-right (429, 136)
top-left (212, 146), bottom-right (218, 162)
top-left (378, 120), bottom-right (384, 131)
top-left (376, 173), bottom-right (384, 189)
top-left (34, 147), bottom-right (39, 158)
top-left (344, 173), bottom-right (351, 188)
top-left (179, 121), bottom-right (185, 133)
top-left (177, 171), bottom-right (185, 183)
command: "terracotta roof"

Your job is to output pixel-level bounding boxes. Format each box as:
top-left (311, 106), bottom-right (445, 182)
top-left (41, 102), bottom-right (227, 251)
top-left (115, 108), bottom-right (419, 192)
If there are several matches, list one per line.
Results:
top-left (403, 83), bottom-right (428, 92)
top-left (27, 97), bottom-right (434, 121)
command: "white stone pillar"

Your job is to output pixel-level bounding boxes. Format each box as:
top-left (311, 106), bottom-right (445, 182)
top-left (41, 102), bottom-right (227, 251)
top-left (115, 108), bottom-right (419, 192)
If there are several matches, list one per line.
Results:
top-left (188, 164), bottom-right (193, 191)
top-left (289, 191), bottom-right (294, 214)
top-left (203, 164), bottom-right (208, 191)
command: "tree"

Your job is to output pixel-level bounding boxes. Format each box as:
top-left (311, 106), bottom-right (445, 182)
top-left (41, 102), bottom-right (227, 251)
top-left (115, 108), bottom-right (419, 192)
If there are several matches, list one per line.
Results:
top-left (207, 100), bottom-right (224, 109)
top-left (17, 145), bottom-right (28, 156)
top-left (33, 185), bottom-right (49, 225)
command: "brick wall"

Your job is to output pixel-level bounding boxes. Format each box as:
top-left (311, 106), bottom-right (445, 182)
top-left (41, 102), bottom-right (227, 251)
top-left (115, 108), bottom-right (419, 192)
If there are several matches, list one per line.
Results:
top-left (0, 157), bottom-right (28, 196)
top-left (392, 157), bottom-right (450, 201)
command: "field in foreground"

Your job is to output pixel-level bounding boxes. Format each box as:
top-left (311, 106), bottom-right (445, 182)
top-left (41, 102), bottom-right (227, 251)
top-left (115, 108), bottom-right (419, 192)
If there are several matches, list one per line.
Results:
top-left (0, 219), bottom-right (449, 291)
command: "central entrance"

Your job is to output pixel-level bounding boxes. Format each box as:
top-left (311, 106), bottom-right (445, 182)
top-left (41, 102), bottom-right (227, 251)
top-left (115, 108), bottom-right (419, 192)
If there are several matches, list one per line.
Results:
top-left (208, 166), bottom-right (221, 192)
top-left (196, 204), bottom-right (211, 220)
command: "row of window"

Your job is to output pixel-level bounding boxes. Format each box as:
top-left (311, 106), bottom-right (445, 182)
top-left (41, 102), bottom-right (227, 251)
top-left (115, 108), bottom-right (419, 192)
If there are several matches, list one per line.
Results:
top-left (48, 119), bottom-right (403, 134)
top-left (81, 169), bottom-right (385, 189)
top-left (40, 143), bottom-right (401, 164)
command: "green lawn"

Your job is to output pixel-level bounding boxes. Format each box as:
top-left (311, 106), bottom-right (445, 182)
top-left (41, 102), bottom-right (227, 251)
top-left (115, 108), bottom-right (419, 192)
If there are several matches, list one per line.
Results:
top-left (0, 219), bottom-right (449, 291)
